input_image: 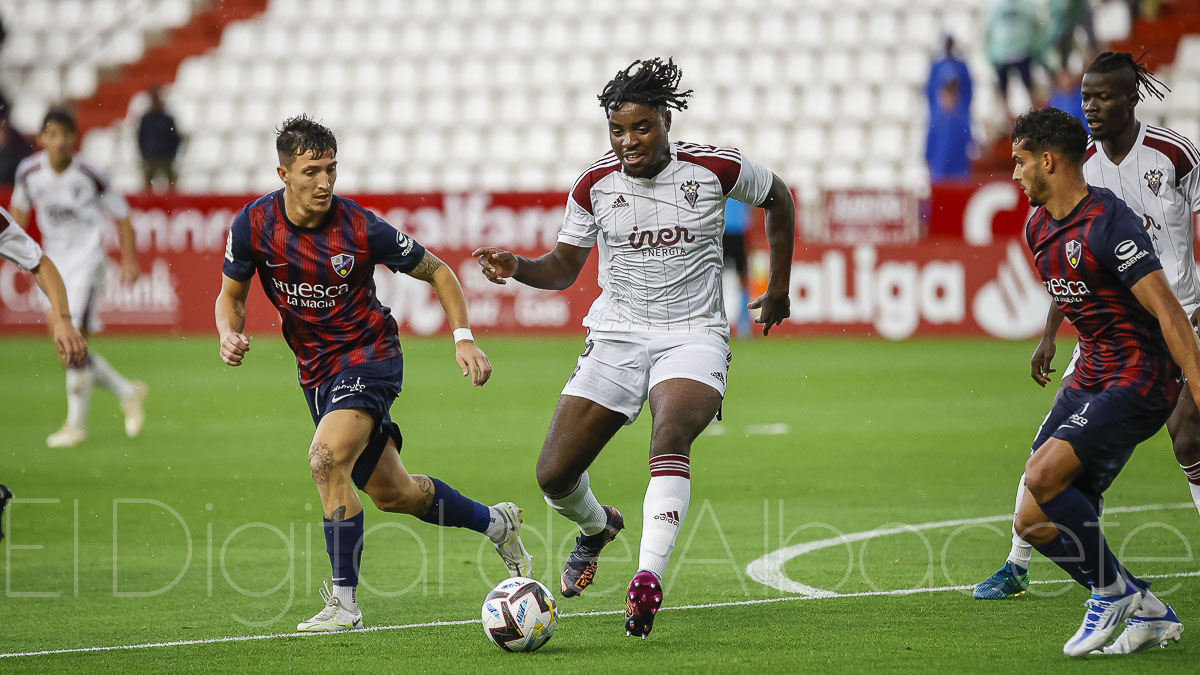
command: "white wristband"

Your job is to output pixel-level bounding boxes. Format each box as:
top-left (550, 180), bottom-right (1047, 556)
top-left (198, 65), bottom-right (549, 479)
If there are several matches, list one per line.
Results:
top-left (453, 328), bottom-right (474, 343)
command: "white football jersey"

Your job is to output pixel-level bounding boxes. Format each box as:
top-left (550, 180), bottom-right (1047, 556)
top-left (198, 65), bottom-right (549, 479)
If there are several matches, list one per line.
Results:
top-left (1083, 124), bottom-right (1200, 314)
top-left (10, 151), bottom-right (129, 269)
top-left (558, 141), bottom-right (774, 338)
top-left (0, 207), bottom-right (43, 270)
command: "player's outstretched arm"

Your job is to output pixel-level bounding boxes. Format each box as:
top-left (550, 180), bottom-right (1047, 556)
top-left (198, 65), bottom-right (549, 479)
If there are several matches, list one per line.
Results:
top-left (30, 255), bottom-right (87, 367)
top-left (748, 173), bottom-right (795, 335)
top-left (472, 242), bottom-right (591, 291)
top-left (1132, 270), bottom-right (1200, 407)
top-left (215, 274), bottom-right (251, 367)
top-left (408, 250), bottom-right (492, 387)
top-left (1031, 303), bottom-right (1066, 387)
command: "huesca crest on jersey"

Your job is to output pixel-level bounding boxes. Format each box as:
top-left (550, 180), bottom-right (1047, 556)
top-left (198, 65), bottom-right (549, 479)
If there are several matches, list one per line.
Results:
top-left (1066, 240), bottom-right (1081, 269)
top-left (1144, 168), bottom-right (1163, 196)
top-left (331, 253), bottom-right (354, 278)
top-left (680, 180), bottom-right (700, 208)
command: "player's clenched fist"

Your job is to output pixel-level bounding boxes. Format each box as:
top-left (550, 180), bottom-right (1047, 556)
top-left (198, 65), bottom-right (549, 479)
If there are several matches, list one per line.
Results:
top-left (472, 247), bottom-right (518, 285)
top-left (220, 332), bottom-right (251, 366)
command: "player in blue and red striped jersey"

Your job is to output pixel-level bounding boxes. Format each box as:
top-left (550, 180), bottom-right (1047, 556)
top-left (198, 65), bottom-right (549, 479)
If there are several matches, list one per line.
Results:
top-left (214, 116), bottom-right (532, 633)
top-left (1008, 107), bottom-right (1200, 656)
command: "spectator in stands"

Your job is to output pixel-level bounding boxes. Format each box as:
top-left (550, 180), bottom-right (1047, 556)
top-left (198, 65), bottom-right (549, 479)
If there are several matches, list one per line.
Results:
top-left (926, 34), bottom-right (973, 119)
top-left (137, 87), bottom-right (181, 192)
top-left (925, 78), bottom-right (974, 181)
top-left (1047, 69), bottom-right (1088, 129)
top-left (0, 92), bottom-right (32, 185)
top-left (985, 0), bottom-right (1045, 113)
top-left (1049, 0), bottom-right (1099, 70)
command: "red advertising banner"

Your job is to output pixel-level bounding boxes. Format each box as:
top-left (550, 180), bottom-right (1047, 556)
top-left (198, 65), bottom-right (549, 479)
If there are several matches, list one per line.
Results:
top-left (816, 189), bottom-right (919, 244)
top-left (1, 192), bottom-right (1051, 340)
top-left (927, 177), bottom-right (1032, 243)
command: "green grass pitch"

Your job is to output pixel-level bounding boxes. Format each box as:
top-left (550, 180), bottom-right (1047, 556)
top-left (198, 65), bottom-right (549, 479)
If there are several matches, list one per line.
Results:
top-left (1, 335), bottom-right (1196, 672)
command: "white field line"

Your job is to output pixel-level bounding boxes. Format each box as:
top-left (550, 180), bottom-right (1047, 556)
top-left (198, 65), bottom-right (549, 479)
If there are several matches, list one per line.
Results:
top-left (2, 503), bottom-right (1195, 659)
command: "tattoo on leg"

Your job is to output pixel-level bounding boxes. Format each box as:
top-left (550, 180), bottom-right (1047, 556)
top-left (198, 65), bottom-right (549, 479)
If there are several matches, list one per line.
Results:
top-left (309, 441), bottom-right (334, 485)
top-left (326, 505), bottom-right (347, 521)
top-left (413, 474), bottom-right (436, 513)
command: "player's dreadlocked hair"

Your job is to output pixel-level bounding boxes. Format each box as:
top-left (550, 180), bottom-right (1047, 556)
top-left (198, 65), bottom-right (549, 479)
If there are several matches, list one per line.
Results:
top-left (1012, 107), bottom-right (1089, 165)
top-left (1085, 51), bottom-right (1169, 101)
top-left (276, 114), bottom-right (337, 165)
top-left (598, 57), bottom-right (694, 115)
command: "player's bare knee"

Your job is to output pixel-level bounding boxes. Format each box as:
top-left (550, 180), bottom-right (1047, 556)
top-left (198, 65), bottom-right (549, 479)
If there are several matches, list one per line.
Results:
top-left (536, 460), bottom-right (577, 498)
top-left (308, 440), bottom-right (352, 485)
top-left (368, 485), bottom-right (421, 515)
top-left (1172, 429), bottom-right (1200, 466)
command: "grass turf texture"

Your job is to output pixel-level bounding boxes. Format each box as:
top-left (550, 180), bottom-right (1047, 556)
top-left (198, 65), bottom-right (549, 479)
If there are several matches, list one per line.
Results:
top-left (0, 335), bottom-right (1196, 672)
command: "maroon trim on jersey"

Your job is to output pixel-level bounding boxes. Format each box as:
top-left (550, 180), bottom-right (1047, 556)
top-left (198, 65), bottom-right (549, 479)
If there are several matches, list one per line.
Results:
top-left (1084, 141), bottom-right (1097, 163)
top-left (15, 160), bottom-right (41, 190)
top-left (1143, 128), bottom-right (1197, 187)
top-left (570, 156), bottom-right (621, 216)
top-left (77, 162), bottom-right (109, 195)
top-left (676, 142), bottom-right (742, 195)
top-left (0, 218), bottom-right (9, 235)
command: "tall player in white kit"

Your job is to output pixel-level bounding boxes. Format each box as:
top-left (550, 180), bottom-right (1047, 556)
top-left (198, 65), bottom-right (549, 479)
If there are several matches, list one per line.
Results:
top-left (975, 52), bottom-right (1199, 653)
top-left (8, 108), bottom-right (147, 448)
top-left (473, 58), bottom-right (795, 639)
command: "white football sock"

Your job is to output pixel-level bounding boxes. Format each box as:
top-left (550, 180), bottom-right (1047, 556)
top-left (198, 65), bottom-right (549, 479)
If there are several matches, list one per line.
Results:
top-left (1093, 574), bottom-right (1126, 598)
top-left (485, 506), bottom-right (508, 544)
top-left (1007, 473), bottom-right (1033, 570)
top-left (637, 454), bottom-right (691, 581)
top-left (1180, 460), bottom-right (1200, 518)
top-left (89, 353), bottom-right (134, 399)
top-left (333, 583), bottom-right (358, 610)
top-left (65, 365), bottom-right (93, 428)
top-left (544, 471), bottom-right (607, 536)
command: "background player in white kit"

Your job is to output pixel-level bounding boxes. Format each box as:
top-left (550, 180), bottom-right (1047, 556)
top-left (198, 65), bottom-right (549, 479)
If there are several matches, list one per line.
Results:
top-left (473, 58), bottom-right (795, 639)
top-left (9, 108), bottom-right (146, 448)
top-left (975, 52), bottom-right (1199, 654)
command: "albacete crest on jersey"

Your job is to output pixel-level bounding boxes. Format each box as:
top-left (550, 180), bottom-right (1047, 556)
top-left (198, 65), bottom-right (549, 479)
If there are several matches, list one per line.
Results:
top-left (680, 180), bottom-right (700, 208)
top-left (1066, 240), bottom-right (1081, 269)
top-left (330, 253), bottom-right (354, 278)
top-left (1144, 168), bottom-right (1163, 196)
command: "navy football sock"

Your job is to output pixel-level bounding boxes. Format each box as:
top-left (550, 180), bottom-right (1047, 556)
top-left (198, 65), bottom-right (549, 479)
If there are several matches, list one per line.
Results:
top-left (418, 477), bottom-right (490, 533)
top-left (323, 511), bottom-right (364, 587)
top-left (1030, 534), bottom-right (1092, 587)
top-left (1037, 486), bottom-right (1122, 592)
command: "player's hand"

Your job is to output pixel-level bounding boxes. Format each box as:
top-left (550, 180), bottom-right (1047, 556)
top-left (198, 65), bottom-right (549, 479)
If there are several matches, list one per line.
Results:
top-left (472, 247), bottom-right (518, 285)
top-left (51, 317), bottom-right (88, 367)
top-left (121, 258), bottom-right (141, 285)
top-left (455, 339), bottom-right (492, 386)
top-left (749, 289), bottom-right (790, 336)
top-left (1030, 336), bottom-right (1057, 387)
top-left (220, 332), bottom-right (250, 367)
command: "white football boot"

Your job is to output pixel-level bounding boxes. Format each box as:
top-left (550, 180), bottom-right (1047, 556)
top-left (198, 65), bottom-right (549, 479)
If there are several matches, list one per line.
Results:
top-left (1064, 587), bottom-right (1142, 657)
top-left (120, 382), bottom-right (148, 438)
top-left (46, 423), bottom-right (86, 448)
top-left (296, 581), bottom-right (364, 632)
top-left (1098, 606), bottom-right (1183, 654)
top-left (491, 502), bottom-right (533, 578)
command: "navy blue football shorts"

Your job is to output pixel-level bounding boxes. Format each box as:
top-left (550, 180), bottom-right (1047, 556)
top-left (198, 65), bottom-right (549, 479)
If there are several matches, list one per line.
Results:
top-left (303, 355), bottom-right (404, 490)
top-left (1030, 384), bottom-right (1174, 495)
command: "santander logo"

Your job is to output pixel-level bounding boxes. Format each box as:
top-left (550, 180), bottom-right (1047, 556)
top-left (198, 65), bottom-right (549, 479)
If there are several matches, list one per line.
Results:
top-left (628, 225), bottom-right (695, 249)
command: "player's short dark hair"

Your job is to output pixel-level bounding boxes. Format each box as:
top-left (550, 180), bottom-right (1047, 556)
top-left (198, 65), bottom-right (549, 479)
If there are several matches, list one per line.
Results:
top-left (41, 107), bottom-right (76, 134)
top-left (1085, 51), bottom-right (1168, 102)
top-left (275, 114), bottom-right (336, 165)
top-left (1012, 107), bottom-right (1089, 165)
top-left (598, 57), bottom-right (694, 116)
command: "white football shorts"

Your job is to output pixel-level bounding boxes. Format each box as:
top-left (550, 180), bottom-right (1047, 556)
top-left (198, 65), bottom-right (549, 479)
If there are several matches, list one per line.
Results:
top-left (44, 254), bottom-right (106, 333)
top-left (560, 331), bottom-right (731, 424)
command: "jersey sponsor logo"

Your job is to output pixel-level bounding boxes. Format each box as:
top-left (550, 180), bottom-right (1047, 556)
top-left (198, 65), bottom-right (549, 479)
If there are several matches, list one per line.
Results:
top-left (680, 180), bottom-right (700, 208)
top-left (224, 229), bottom-right (235, 263)
top-left (396, 231), bottom-right (415, 256)
top-left (1043, 277), bottom-right (1090, 302)
top-left (271, 277), bottom-right (350, 308)
top-left (611, 195), bottom-right (630, 209)
top-left (1066, 240), bottom-right (1081, 268)
top-left (627, 224), bottom-right (696, 250)
top-left (1115, 240), bottom-right (1139, 261)
top-left (1117, 248), bottom-right (1150, 272)
top-left (1144, 168), bottom-right (1163, 196)
top-left (331, 253), bottom-right (354, 278)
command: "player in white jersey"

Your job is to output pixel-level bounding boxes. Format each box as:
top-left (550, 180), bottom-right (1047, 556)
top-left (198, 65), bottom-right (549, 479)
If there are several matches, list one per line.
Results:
top-left (976, 52), bottom-right (1195, 654)
top-left (8, 108), bottom-right (146, 448)
top-left (0, 206), bottom-right (87, 366)
top-left (473, 58), bottom-right (795, 639)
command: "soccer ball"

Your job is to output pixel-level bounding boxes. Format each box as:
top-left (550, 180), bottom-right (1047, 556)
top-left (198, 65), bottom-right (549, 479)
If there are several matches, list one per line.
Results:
top-left (481, 577), bottom-right (557, 652)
